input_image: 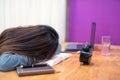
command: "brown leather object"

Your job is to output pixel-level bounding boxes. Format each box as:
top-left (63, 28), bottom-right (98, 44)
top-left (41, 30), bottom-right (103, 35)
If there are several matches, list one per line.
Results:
top-left (16, 63), bottom-right (54, 76)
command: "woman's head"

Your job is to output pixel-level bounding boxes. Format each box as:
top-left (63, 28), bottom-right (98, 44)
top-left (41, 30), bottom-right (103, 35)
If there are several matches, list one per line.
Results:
top-left (0, 25), bottom-right (59, 61)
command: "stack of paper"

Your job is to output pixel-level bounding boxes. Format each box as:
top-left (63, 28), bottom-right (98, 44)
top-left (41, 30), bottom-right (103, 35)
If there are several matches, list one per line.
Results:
top-left (46, 53), bottom-right (72, 66)
top-left (37, 53), bottom-right (72, 67)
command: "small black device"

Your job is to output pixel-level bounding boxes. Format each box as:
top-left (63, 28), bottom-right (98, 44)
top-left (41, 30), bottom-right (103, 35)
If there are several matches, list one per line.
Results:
top-left (79, 43), bottom-right (92, 65)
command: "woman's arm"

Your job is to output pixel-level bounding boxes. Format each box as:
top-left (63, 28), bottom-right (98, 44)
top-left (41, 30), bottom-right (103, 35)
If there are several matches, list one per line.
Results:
top-left (55, 44), bottom-right (61, 54)
top-left (0, 52), bottom-right (32, 72)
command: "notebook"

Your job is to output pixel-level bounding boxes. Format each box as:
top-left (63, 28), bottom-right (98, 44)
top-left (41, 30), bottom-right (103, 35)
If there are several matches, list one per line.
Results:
top-left (16, 63), bottom-right (54, 76)
top-left (64, 22), bottom-right (96, 52)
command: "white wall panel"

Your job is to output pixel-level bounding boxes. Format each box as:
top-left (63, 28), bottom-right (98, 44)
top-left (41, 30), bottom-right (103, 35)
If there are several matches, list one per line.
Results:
top-left (0, 0), bottom-right (67, 42)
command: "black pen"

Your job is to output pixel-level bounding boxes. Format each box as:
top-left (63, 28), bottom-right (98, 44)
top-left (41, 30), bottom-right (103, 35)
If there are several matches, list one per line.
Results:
top-left (19, 63), bottom-right (47, 68)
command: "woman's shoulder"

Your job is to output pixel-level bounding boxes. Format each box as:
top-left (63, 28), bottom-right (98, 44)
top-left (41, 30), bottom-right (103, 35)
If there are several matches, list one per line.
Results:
top-left (0, 52), bottom-right (23, 58)
top-left (0, 52), bottom-right (31, 62)
top-left (0, 52), bottom-right (17, 58)
top-left (0, 52), bottom-right (33, 71)
top-left (0, 52), bottom-right (19, 71)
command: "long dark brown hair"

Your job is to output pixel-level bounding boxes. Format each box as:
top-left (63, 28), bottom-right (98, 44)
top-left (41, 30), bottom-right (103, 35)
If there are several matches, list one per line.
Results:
top-left (0, 25), bottom-right (59, 62)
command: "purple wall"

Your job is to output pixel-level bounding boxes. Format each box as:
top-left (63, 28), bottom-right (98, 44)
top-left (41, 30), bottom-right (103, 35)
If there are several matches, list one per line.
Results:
top-left (68, 0), bottom-right (120, 45)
